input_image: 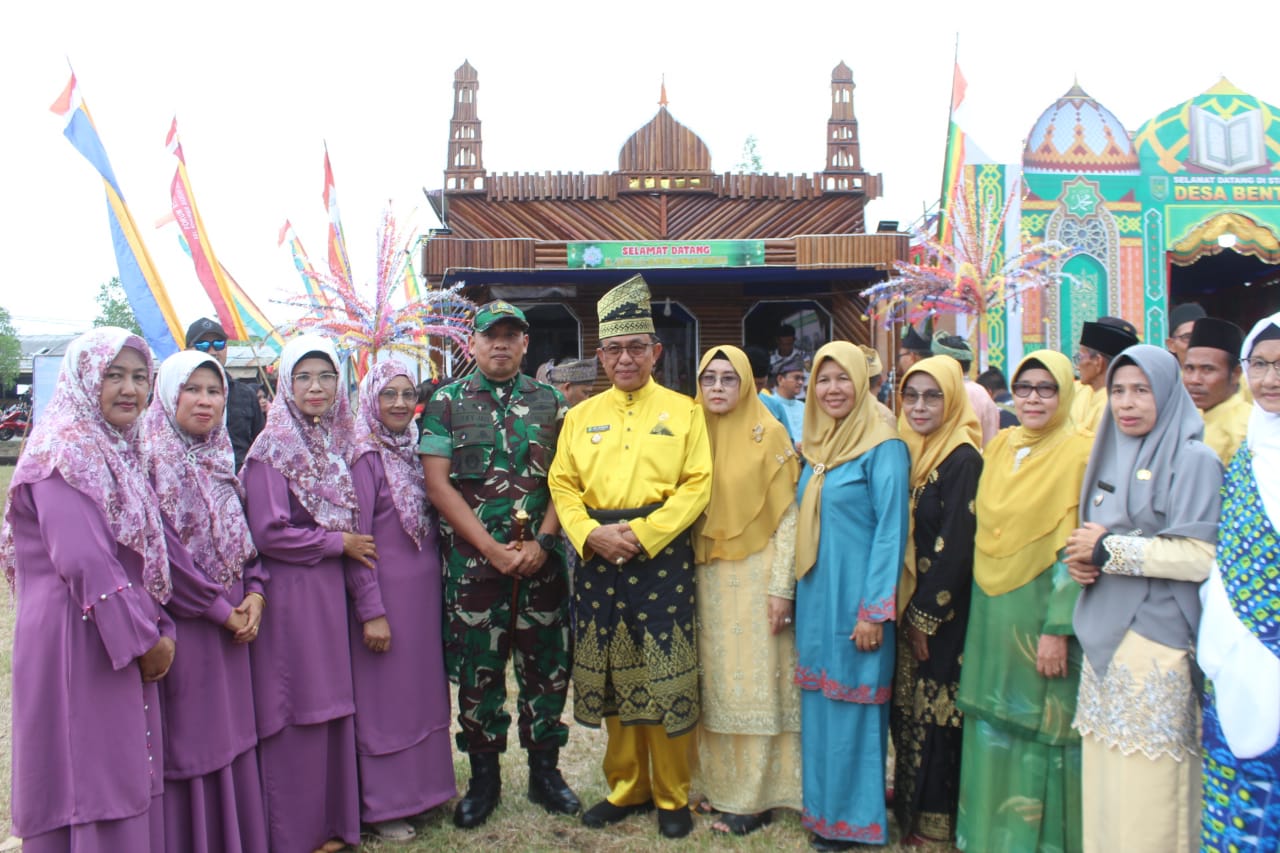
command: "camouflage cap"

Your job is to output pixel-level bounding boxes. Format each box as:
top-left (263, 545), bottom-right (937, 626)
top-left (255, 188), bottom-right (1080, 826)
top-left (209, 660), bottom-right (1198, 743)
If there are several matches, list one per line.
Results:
top-left (473, 300), bottom-right (529, 333)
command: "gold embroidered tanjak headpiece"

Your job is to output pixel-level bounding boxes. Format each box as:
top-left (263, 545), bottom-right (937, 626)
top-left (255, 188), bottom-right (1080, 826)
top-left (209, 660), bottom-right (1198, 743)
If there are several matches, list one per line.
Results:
top-left (597, 274), bottom-right (655, 339)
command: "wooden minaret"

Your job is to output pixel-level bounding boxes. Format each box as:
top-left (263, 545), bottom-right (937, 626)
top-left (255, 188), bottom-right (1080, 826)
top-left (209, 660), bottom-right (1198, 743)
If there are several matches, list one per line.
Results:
top-left (821, 61), bottom-right (863, 191)
top-left (445, 60), bottom-right (484, 191)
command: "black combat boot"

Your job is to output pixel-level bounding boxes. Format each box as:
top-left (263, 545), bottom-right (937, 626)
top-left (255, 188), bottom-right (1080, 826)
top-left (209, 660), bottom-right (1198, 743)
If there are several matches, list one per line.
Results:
top-left (453, 752), bottom-right (502, 828)
top-left (527, 747), bottom-right (581, 815)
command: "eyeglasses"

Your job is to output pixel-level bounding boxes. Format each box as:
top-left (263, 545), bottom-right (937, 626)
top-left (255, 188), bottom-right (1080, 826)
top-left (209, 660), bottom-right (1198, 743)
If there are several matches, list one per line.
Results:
top-left (193, 339), bottom-right (227, 352)
top-left (1071, 350), bottom-right (1097, 366)
top-left (1011, 381), bottom-right (1059, 399)
top-left (292, 371), bottom-right (340, 388)
top-left (698, 373), bottom-right (741, 389)
top-left (1246, 357), bottom-right (1280, 378)
top-left (598, 342), bottom-right (653, 359)
top-left (901, 389), bottom-right (944, 406)
top-left (1172, 332), bottom-right (1194, 344)
top-left (378, 389), bottom-right (418, 405)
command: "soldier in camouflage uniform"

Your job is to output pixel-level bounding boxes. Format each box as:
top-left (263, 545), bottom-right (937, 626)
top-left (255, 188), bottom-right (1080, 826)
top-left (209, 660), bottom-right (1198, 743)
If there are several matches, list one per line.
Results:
top-left (420, 300), bottom-right (580, 829)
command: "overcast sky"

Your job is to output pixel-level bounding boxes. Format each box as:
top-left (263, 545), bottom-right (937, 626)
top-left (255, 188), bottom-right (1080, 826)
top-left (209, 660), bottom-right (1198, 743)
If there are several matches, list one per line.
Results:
top-left (4, 0), bottom-right (1275, 335)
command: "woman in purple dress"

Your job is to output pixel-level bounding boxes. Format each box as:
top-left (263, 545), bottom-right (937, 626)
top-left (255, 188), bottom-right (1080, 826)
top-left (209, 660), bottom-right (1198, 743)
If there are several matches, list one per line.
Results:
top-left (0, 327), bottom-right (175, 852)
top-left (241, 334), bottom-right (374, 853)
top-left (346, 360), bottom-right (456, 842)
top-left (141, 350), bottom-right (270, 852)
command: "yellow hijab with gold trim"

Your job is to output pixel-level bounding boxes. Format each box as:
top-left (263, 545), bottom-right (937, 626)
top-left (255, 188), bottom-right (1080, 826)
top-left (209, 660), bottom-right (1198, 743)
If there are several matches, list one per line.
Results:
top-left (897, 356), bottom-right (982, 612)
top-left (693, 346), bottom-right (799, 563)
top-left (974, 350), bottom-right (1093, 596)
top-left (795, 341), bottom-right (898, 577)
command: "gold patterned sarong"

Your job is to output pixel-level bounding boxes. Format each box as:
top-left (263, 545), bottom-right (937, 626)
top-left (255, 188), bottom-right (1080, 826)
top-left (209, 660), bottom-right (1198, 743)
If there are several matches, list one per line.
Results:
top-left (572, 506), bottom-right (699, 736)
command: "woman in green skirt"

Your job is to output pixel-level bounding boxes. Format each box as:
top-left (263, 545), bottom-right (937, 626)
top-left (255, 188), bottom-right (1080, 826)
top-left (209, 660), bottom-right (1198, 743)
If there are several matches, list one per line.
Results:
top-left (955, 351), bottom-right (1092, 853)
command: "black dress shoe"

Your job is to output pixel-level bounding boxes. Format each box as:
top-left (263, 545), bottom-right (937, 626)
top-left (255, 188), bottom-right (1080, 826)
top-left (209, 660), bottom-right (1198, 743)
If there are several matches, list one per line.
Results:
top-left (581, 798), bottom-right (655, 828)
top-left (453, 753), bottom-right (501, 829)
top-left (526, 747), bottom-right (581, 815)
top-left (809, 833), bottom-right (859, 851)
top-left (657, 806), bottom-right (693, 839)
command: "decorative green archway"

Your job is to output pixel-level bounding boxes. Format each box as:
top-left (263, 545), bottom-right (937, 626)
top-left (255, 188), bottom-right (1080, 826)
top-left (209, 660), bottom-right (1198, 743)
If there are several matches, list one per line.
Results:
top-left (1169, 212), bottom-right (1280, 266)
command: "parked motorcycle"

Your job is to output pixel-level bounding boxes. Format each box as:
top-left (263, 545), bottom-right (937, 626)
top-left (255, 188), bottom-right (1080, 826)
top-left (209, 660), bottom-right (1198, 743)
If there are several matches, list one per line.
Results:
top-left (0, 405), bottom-right (30, 441)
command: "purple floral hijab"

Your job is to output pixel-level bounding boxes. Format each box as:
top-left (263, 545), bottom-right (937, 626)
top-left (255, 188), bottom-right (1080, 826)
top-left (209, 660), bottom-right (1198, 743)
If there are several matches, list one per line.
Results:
top-left (1, 327), bottom-right (171, 602)
top-left (353, 360), bottom-right (430, 546)
top-left (141, 351), bottom-right (256, 590)
top-left (244, 334), bottom-right (358, 532)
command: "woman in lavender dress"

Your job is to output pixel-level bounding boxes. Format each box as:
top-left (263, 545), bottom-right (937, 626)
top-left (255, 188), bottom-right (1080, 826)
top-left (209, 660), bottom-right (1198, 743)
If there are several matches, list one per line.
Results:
top-left (142, 350), bottom-right (270, 853)
top-left (241, 334), bottom-right (375, 853)
top-left (1, 327), bottom-right (175, 852)
top-left (346, 360), bottom-right (456, 842)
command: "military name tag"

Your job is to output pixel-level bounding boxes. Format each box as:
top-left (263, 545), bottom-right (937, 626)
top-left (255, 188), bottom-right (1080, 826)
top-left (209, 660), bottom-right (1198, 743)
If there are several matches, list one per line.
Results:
top-left (586, 424), bottom-right (611, 433)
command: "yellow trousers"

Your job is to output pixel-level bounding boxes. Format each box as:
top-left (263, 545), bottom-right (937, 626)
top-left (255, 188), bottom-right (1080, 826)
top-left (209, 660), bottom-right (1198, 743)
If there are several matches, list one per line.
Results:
top-left (603, 718), bottom-right (692, 811)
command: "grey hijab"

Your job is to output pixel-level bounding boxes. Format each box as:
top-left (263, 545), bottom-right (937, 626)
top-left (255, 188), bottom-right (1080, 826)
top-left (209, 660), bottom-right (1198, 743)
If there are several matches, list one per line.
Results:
top-left (1074, 344), bottom-right (1223, 676)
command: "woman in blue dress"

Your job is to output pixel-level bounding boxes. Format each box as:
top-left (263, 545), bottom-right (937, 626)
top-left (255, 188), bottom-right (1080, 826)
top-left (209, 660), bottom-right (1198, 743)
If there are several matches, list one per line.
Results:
top-left (794, 341), bottom-right (910, 850)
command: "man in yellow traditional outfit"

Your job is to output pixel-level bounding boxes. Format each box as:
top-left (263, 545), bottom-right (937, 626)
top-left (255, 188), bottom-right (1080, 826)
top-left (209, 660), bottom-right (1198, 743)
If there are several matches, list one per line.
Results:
top-left (1184, 317), bottom-right (1250, 466)
top-left (1071, 317), bottom-right (1139, 431)
top-left (548, 274), bottom-right (712, 839)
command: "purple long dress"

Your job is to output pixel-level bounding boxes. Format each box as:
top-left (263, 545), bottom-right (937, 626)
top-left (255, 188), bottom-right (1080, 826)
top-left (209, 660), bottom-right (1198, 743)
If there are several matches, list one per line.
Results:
top-left (242, 459), bottom-right (361, 852)
top-left (9, 474), bottom-right (169, 852)
top-left (160, 525), bottom-right (270, 853)
top-left (347, 452), bottom-right (456, 822)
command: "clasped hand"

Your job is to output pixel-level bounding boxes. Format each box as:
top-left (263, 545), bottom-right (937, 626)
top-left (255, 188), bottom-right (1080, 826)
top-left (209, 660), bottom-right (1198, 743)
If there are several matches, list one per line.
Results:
top-left (585, 523), bottom-right (641, 565)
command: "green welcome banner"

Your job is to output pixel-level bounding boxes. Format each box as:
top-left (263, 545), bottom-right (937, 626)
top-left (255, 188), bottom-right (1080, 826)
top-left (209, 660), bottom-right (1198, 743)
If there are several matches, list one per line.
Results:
top-left (566, 240), bottom-right (765, 269)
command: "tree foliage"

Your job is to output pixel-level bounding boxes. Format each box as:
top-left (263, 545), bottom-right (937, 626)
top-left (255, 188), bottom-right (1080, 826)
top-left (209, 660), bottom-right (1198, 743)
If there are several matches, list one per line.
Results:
top-left (93, 276), bottom-right (143, 335)
top-left (736, 135), bottom-right (764, 174)
top-left (0, 305), bottom-right (19, 391)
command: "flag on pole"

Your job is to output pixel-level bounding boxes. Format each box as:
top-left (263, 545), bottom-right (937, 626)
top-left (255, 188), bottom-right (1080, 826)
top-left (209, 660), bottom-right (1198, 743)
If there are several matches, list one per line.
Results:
top-left (322, 144), bottom-right (354, 287)
top-left (403, 233), bottom-right (423, 300)
top-left (51, 73), bottom-right (183, 357)
top-left (938, 59), bottom-right (991, 246)
top-left (166, 117), bottom-right (248, 340)
top-left (277, 219), bottom-right (330, 308)
top-left (221, 267), bottom-right (284, 354)
top-left (157, 212), bottom-right (284, 353)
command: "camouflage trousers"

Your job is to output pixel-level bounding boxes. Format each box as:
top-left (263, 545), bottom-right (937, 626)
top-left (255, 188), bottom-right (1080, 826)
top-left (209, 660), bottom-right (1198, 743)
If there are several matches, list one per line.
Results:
top-left (444, 557), bottom-right (572, 753)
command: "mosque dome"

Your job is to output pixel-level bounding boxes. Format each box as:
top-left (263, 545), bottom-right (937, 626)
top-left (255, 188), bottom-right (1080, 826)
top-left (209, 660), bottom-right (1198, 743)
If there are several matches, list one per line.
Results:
top-left (1023, 82), bottom-right (1139, 174)
top-left (618, 107), bottom-right (712, 174)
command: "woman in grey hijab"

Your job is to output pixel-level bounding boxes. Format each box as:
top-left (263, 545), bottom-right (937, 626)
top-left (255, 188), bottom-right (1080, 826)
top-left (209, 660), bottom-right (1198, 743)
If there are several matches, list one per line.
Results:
top-left (1065, 343), bottom-right (1222, 853)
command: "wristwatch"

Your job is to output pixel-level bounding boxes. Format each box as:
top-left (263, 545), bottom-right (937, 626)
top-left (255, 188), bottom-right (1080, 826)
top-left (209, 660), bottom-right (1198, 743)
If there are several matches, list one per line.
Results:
top-left (535, 533), bottom-right (558, 552)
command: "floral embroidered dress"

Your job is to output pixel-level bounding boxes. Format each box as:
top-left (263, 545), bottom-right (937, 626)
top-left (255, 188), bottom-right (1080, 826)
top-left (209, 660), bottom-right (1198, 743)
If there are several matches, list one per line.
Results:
top-left (794, 440), bottom-right (910, 844)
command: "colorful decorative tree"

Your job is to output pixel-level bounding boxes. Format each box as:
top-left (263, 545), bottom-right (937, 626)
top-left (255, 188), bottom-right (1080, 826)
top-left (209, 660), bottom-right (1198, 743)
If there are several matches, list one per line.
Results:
top-left (280, 209), bottom-right (474, 379)
top-left (861, 174), bottom-right (1077, 361)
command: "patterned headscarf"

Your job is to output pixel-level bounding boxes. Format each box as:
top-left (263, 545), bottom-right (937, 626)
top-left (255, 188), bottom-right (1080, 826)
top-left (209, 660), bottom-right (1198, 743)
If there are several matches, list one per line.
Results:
top-left (353, 360), bottom-right (430, 546)
top-left (1, 328), bottom-right (171, 602)
top-left (141, 351), bottom-right (256, 590)
top-left (244, 334), bottom-right (358, 532)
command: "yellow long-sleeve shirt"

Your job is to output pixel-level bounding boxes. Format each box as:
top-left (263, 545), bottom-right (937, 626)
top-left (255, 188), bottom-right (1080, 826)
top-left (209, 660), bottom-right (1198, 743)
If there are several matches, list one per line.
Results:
top-left (1070, 381), bottom-right (1108, 433)
top-left (1200, 392), bottom-right (1251, 466)
top-left (548, 378), bottom-right (712, 560)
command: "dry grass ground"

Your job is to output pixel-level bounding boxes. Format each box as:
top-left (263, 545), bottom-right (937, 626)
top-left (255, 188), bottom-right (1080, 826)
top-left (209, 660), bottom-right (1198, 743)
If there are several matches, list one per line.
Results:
top-left (0, 463), bottom-right (938, 851)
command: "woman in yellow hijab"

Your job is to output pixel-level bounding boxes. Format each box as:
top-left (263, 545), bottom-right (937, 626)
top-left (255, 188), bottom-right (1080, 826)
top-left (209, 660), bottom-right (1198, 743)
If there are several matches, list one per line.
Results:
top-left (890, 356), bottom-right (983, 846)
top-left (793, 341), bottom-right (909, 851)
top-left (954, 350), bottom-right (1093, 853)
top-left (691, 346), bottom-right (801, 835)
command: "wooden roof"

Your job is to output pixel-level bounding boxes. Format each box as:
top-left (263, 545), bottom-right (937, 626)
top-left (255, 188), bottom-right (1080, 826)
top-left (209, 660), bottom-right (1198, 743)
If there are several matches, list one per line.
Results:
top-left (429, 61), bottom-right (900, 278)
